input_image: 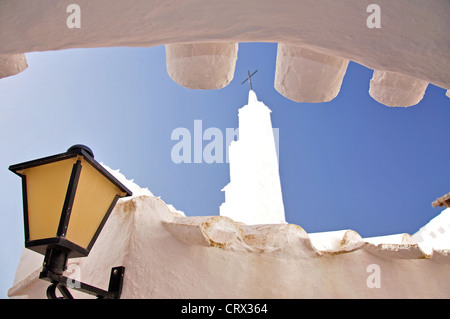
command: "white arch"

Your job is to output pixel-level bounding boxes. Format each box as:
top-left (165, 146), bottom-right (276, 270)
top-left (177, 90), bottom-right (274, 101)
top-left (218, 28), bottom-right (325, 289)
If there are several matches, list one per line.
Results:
top-left (1, 1), bottom-right (449, 106)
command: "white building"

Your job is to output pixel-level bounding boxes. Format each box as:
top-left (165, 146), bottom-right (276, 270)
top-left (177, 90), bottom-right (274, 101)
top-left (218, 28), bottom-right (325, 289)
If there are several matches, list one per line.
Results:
top-left (413, 208), bottom-right (450, 251)
top-left (220, 90), bottom-right (285, 225)
top-left (413, 193), bottom-right (450, 252)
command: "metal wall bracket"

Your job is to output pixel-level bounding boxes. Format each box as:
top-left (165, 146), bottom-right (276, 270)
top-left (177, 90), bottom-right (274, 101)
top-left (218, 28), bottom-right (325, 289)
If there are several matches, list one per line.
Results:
top-left (40, 266), bottom-right (125, 299)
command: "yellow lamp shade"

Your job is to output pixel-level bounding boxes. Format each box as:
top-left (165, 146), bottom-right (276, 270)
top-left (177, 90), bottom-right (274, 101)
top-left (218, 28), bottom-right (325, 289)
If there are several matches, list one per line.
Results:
top-left (10, 145), bottom-right (132, 257)
top-left (21, 157), bottom-right (78, 242)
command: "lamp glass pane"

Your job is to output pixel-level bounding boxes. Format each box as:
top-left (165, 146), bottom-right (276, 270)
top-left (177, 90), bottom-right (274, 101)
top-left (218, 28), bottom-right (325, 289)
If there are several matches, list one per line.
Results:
top-left (65, 158), bottom-right (126, 249)
top-left (22, 157), bottom-right (78, 241)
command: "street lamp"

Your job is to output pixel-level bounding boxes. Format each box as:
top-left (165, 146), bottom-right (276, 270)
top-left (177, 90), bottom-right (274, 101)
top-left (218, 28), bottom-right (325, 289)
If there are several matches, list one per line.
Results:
top-left (9, 145), bottom-right (132, 299)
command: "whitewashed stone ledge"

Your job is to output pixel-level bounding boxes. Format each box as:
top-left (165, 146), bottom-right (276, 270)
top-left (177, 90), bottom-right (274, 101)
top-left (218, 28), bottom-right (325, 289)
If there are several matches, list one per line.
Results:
top-left (369, 70), bottom-right (429, 107)
top-left (163, 214), bottom-right (448, 261)
top-left (163, 216), bottom-right (320, 256)
top-left (0, 54), bottom-right (27, 79)
top-left (274, 44), bottom-right (349, 103)
top-left (165, 43), bottom-right (238, 90)
top-left (308, 230), bottom-right (365, 254)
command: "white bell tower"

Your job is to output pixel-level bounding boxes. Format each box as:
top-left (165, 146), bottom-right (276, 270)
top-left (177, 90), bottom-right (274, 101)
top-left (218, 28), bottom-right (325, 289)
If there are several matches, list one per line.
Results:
top-left (220, 90), bottom-right (286, 225)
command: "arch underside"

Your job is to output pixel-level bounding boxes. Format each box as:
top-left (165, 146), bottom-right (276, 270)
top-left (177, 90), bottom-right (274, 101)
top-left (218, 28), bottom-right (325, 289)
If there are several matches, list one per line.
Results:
top-left (1, 1), bottom-right (449, 106)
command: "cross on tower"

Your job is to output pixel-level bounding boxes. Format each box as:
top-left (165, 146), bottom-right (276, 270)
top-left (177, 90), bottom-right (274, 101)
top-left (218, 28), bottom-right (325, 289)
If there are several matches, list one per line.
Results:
top-left (241, 70), bottom-right (258, 90)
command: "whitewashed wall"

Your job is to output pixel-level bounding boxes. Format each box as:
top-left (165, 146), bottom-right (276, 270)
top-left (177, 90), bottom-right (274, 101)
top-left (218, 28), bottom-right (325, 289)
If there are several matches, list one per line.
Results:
top-left (9, 183), bottom-right (450, 299)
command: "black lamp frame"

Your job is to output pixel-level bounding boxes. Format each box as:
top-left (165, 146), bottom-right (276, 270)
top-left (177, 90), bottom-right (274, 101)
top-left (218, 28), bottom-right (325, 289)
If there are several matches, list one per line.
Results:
top-left (9, 145), bottom-right (132, 299)
top-left (9, 146), bottom-right (132, 257)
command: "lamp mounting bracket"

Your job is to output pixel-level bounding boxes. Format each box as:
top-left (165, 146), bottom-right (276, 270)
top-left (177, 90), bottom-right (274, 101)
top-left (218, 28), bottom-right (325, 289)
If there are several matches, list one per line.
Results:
top-left (40, 265), bottom-right (125, 299)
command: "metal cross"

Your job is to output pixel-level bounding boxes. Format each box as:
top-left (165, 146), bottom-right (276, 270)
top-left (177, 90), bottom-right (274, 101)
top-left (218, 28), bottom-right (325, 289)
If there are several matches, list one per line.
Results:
top-left (241, 70), bottom-right (258, 90)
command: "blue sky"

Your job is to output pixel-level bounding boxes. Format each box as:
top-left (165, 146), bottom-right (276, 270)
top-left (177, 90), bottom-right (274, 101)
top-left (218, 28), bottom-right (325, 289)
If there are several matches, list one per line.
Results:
top-left (0, 43), bottom-right (449, 298)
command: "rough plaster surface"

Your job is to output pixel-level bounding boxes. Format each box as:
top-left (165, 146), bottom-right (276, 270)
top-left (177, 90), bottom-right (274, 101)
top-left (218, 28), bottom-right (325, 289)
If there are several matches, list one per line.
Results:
top-left (8, 170), bottom-right (450, 299)
top-left (0, 54), bottom-right (28, 78)
top-left (274, 44), bottom-right (349, 103)
top-left (165, 43), bottom-right (238, 90)
top-left (369, 70), bottom-right (429, 107)
top-left (0, 1), bottom-right (449, 105)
